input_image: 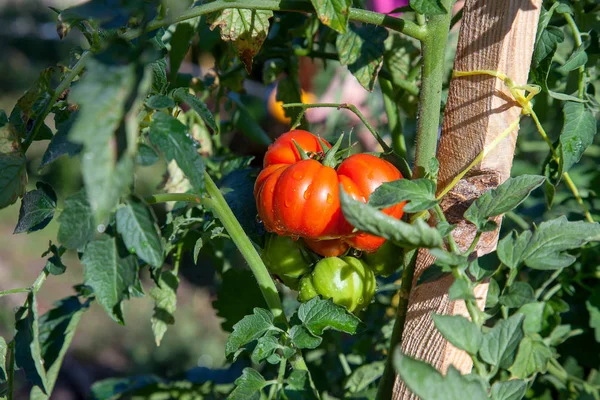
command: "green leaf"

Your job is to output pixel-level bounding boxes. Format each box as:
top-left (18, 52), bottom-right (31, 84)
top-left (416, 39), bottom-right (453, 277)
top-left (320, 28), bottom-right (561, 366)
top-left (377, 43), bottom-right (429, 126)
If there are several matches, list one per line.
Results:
top-left (57, 189), bottom-right (96, 250)
top-left (30, 297), bottom-right (88, 400)
top-left (500, 282), bottom-right (535, 309)
top-left (464, 176), bottom-right (544, 231)
top-left (344, 361), bottom-right (385, 393)
top-left (173, 88), bottom-right (219, 133)
top-left (336, 24), bottom-right (388, 91)
top-left (486, 278), bottom-right (500, 308)
top-left (228, 368), bottom-right (267, 400)
top-left (145, 95), bottom-right (175, 110)
top-left (587, 293), bottom-right (600, 342)
top-left (559, 102), bottom-right (597, 173)
top-left (149, 112), bottom-right (206, 193)
top-left (369, 178), bottom-right (437, 213)
top-left (39, 112), bottom-right (82, 169)
top-left (208, 9), bottom-right (273, 73)
top-left (534, 26), bottom-right (564, 65)
top-left (13, 182), bottom-right (57, 234)
top-left (432, 314), bottom-right (482, 355)
top-left (149, 270), bottom-right (179, 347)
top-left (518, 302), bottom-right (546, 334)
top-left (284, 370), bottom-right (317, 400)
top-left (289, 325), bottom-right (322, 350)
top-left (116, 196), bottom-right (164, 268)
top-left (0, 111), bottom-right (27, 209)
top-left (497, 230), bottom-right (531, 270)
top-left (448, 278), bottom-right (475, 301)
top-left (393, 352), bottom-right (488, 400)
top-left (0, 336), bottom-right (7, 390)
top-left (490, 380), bottom-right (527, 400)
top-left (69, 58), bottom-right (143, 222)
top-left (340, 189), bottom-right (443, 249)
top-left (498, 217), bottom-right (600, 270)
top-left (429, 248), bottom-right (468, 267)
top-left (213, 269), bottom-right (268, 332)
top-left (557, 44), bottom-right (588, 73)
top-left (136, 143), bottom-right (160, 166)
top-left (479, 314), bottom-right (524, 368)
top-left (167, 21), bottom-right (198, 81)
top-left (81, 235), bottom-right (139, 324)
top-left (310, 0), bottom-right (352, 33)
top-left (297, 297), bottom-right (361, 336)
top-left (9, 68), bottom-right (54, 141)
top-left (251, 335), bottom-right (279, 364)
top-left (14, 293), bottom-right (48, 393)
top-left (508, 336), bottom-right (552, 378)
top-left (225, 308), bottom-right (275, 358)
top-left (410, 0), bottom-right (448, 15)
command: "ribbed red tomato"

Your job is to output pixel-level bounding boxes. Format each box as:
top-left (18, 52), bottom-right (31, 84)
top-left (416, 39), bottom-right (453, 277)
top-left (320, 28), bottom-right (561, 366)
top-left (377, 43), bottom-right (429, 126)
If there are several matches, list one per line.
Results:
top-left (254, 130), bottom-right (405, 255)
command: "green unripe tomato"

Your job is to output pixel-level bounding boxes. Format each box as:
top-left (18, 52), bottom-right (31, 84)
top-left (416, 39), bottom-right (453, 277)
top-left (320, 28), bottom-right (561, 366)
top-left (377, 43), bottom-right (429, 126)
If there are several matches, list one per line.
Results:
top-left (262, 234), bottom-right (312, 289)
top-left (362, 241), bottom-right (403, 277)
top-left (298, 256), bottom-right (376, 313)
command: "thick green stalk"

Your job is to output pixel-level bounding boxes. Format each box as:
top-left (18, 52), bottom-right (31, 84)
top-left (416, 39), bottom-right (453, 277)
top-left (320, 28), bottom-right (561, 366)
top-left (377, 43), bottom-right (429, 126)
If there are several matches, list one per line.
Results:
top-left (376, 248), bottom-right (418, 400)
top-left (413, 3), bottom-right (456, 177)
top-left (203, 173), bottom-right (286, 324)
top-left (122, 0), bottom-right (426, 42)
top-left (380, 78), bottom-right (407, 160)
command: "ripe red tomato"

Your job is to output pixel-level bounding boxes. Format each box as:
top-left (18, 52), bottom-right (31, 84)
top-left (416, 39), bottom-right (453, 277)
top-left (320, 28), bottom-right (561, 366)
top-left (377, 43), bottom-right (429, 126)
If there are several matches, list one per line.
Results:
top-left (304, 238), bottom-right (349, 257)
top-left (255, 130), bottom-right (405, 255)
top-left (336, 154), bottom-right (405, 252)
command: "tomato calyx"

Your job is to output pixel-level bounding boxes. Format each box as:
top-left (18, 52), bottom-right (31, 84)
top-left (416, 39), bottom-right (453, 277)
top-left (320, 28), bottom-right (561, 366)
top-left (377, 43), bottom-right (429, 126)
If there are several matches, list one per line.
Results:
top-left (321, 133), bottom-right (345, 168)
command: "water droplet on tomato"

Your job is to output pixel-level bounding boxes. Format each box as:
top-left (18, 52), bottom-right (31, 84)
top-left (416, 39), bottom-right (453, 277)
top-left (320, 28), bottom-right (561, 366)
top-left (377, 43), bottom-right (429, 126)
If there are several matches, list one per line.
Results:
top-left (292, 170), bottom-right (304, 180)
top-left (367, 170), bottom-right (375, 180)
top-left (291, 235), bottom-right (300, 241)
top-left (255, 215), bottom-right (263, 224)
top-left (284, 198), bottom-right (292, 208)
top-left (326, 193), bottom-right (333, 204)
top-left (303, 190), bottom-right (310, 199)
top-left (270, 187), bottom-right (274, 193)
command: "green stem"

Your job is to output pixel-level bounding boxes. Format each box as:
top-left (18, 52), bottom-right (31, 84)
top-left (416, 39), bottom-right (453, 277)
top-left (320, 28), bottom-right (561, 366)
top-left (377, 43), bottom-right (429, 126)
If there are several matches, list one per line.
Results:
top-left (562, 12), bottom-right (585, 98)
top-left (284, 102), bottom-right (392, 153)
top-left (380, 78), bottom-right (407, 159)
top-left (535, 269), bottom-right (562, 299)
top-left (413, 0), bottom-right (456, 177)
top-left (338, 353), bottom-right (352, 376)
top-left (31, 268), bottom-right (49, 294)
top-left (376, 248), bottom-right (418, 400)
top-left (7, 341), bottom-right (15, 400)
top-left (433, 204), bottom-right (459, 254)
top-left (122, 0), bottom-right (426, 42)
top-left (465, 231), bottom-right (482, 256)
top-left (203, 172), bottom-right (286, 325)
top-left (173, 243), bottom-right (183, 275)
top-left (146, 193), bottom-right (204, 205)
top-left (0, 288), bottom-right (30, 297)
top-left (22, 50), bottom-right (92, 152)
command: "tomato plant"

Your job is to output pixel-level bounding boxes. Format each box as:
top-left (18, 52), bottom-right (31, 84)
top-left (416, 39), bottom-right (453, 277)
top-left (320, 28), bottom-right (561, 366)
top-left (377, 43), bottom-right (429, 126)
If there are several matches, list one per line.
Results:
top-left (0, 0), bottom-right (598, 399)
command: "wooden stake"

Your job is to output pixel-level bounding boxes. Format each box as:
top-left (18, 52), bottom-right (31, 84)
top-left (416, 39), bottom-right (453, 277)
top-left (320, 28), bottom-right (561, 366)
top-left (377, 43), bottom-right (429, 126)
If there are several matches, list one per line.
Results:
top-left (393, 1), bottom-right (542, 398)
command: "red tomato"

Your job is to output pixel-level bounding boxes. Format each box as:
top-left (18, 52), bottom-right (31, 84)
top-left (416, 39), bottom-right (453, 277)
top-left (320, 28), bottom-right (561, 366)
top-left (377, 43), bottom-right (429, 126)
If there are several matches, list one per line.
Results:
top-left (304, 238), bottom-right (349, 257)
top-left (263, 129), bottom-right (330, 167)
top-left (255, 130), bottom-right (405, 254)
top-left (337, 154), bottom-right (406, 252)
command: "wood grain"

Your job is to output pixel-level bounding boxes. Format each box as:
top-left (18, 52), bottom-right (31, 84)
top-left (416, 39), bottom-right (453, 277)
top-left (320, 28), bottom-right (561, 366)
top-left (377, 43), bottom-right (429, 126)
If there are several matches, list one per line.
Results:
top-left (392, 1), bottom-right (541, 398)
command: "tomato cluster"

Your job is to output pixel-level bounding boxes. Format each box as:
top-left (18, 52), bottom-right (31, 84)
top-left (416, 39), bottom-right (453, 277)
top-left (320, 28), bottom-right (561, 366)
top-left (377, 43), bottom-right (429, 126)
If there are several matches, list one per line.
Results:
top-left (255, 130), bottom-right (406, 312)
top-left (254, 130), bottom-right (405, 255)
